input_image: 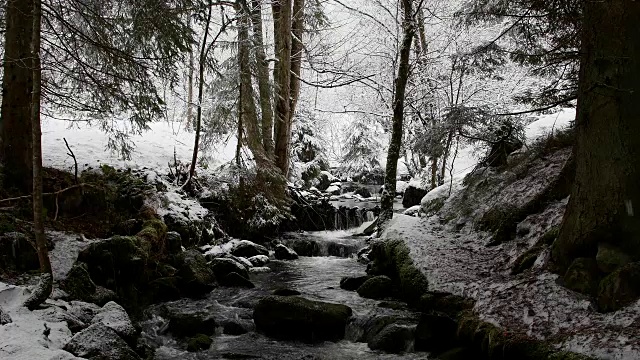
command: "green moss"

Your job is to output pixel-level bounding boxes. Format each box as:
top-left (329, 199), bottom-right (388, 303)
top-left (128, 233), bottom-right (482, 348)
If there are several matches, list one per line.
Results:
top-left (476, 205), bottom-right (521, 245)
top-left (564, 257), bottom-right (601, 297)
top-left (540, 226), bottom-right (560, 246)
top-left (456, 310), bottom-right (595, 360)
top-left (423, 197), bottom-right (446, 216)
top-left (186, 334), bottom-right (212, 352)
top-left (597, 261), bottom-right (640, 312)
top-left (137, 219), bottom-right (168, 246)
top-left (511, 246), bottom-right (544, 275)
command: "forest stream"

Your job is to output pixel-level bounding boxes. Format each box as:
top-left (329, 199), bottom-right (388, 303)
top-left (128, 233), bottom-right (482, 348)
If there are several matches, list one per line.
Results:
top-left (139, 224), bottom-right (430, 359)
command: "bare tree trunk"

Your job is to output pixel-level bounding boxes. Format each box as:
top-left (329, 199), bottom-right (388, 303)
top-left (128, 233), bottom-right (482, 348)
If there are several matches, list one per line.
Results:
top-left (187, 3), bottom-right (213, 183)
top-left (186, 45), bottom-right (195, 130)
top-left (289, 0), bottom-right (304, 119)
top-left (552, 0), bottom-right (640, 271)
top-left (272, 0), bottom-right (293, 177)
top-left (1, 0), bottom-right (34, 194)
top-left (249, 0), bottom-right (275, 157)
top-left (430, 157), bottom-right (438, 189)
top-left (379, 0), bottom-right (415, 226)
top-left (440, 129), bottom-right (453, 185)
top-left (24, 0), bottom-right (53, 311)
top-left (238, 2), bottom-right (271, 169)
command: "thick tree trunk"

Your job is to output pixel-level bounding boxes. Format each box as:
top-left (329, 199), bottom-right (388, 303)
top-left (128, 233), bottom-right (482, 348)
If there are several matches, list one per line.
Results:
top-left (249, 0), bottom-right (275, 157)
top-left (187, 4), bottom-right (213, 183)
top-left (552, 0), bottom-right (640, 271)
top-left (238, 3), bottom-right (271, 169)
top-left (31, 0), bottom-right (53, 301)
top-left (272, 0), bottom-right (293, 177)
top-left (379, 0), bottom-right (415, 225)
top-left (1, 0), bottom-right (34, 193)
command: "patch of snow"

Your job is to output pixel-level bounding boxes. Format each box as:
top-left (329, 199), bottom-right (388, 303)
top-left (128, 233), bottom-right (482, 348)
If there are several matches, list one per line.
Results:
top-left (402, 205), bottom-right (421, 217)
top-left (325, 185), bottom-right (341, 194)
top-left (47, 231), bottom-right (99, 281)
top-left (0, 282), bottom-right (81, 360)
top-left (42, 118), bottom-right (236, 172)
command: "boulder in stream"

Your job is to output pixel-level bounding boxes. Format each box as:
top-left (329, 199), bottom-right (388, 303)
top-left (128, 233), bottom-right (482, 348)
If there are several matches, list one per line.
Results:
top-left (210, 257), bottom-right (250, 279)
top-left (414, 313), bottom-right (458, 353)
top-left (220, 272), bottom-right (255, 288)
top-left (159, 303), bottom-right (218, 337)
top-left (64, 323), bottom-right (140, 360)
top-left (357, 275), bottom-right (393, 300)
top-left (272, 288), bottom-right (301, 296)
top-left (187, 334), bottom-right (212, 352)
top-left (367, 323), bottom-right (415, 354)
top-left (175, 249), bottom-right (216, 297)
top-left (274, 244), bottom-right (299, 260)
top-left (340, 275), bottom-right (371, 291)
top-left (231, 240), bottom-right (269, 258)
top-left (248, 255), bottom-right (270, 267)
top-left (253, 295), bottom-right (352, 343)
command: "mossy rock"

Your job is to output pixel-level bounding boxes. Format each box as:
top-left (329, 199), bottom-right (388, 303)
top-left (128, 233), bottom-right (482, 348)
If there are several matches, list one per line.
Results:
top-left (136, 219), bottom-right (168, 248)
top-left (367, 239), bottom-right (429, 305)
top-left (512, 246), bottom-right (544, 275)
top-left (596, 242), bottom-right (632, 274)
top-left (253, 295), bottom-right (352, 343)
top-left (456, 310), bottom-right (594, 360)
top-left (357, 275), bottom-right (393, 300)
top-left (418, 291), bottom-right (475, 318)
top-left (61, 262), bottom-right (97, 302)
top-left (414, 313), bottom-right (458, 353)
top-left (540, 226), bottom-right (560, 246)
top-left (186, 334), bottom-right (212, 352)
top-left (422, 197), bottom-right (446, 216)
top-left (597, 261), bottom-right (640, 312)
top-left (367, 323), bottom-right (414, 354)
top-left (563, 258), bottom-right (601, 296)
top-left (175, 249), bottom-right (216, 297)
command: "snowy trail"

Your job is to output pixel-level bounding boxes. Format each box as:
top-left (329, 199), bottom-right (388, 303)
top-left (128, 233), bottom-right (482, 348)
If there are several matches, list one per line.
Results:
top-left (382, 215), bottom-right (640, 359)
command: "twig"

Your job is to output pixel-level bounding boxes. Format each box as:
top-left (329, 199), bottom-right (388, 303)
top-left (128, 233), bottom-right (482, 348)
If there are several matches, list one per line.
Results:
top-left (63, 138), bottom-right (78, 184)
top-left (0, 183), bottom-right (98, 204)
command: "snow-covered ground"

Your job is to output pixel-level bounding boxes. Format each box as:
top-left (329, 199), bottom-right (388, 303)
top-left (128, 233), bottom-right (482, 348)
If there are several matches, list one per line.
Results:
top-left (42, 117), bottom-right (237, 172)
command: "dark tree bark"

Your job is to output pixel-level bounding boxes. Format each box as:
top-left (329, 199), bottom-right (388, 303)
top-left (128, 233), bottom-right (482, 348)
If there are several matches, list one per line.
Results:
top-left (249, 0), bottom-right (275, 157)
top-left (238, 3), bottom-right (271, 169)
top-left (25, 0), bottom-right (53, 311)
top-left (1, 0), bottom-right (34, 193)
top-left (379, 0), bottom-right (415, 225)
top-left (552, 0), bottom-right (640, 270)
top-left (272, 0), bottom-right (293, 177)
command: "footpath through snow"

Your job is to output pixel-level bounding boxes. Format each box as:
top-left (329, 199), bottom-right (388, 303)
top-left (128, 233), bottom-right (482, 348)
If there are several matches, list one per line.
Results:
top-left (381, 213), bottom-right (640, 359)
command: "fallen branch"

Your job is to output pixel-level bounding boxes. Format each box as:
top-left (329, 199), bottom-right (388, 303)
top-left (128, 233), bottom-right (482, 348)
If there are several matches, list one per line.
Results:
top-left (63, 138), bottom-right (78, 184)
top-left (0, 183), bottom-right (98, 215)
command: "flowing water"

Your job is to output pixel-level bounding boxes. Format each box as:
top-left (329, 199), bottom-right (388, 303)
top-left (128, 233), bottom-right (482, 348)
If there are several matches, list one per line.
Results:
top-left (140, 224), bottom-right (430, 359)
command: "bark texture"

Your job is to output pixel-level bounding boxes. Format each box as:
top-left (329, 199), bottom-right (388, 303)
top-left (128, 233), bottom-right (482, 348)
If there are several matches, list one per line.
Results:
top-left (379, 0), bottom-right (415, 224)
top-left (272, 0), bottom-right (293, 177)
top-left (31, 0), bottom-right (52, 279)
top-left (1, 0), bottom-right (34, 193)
top-left (552, 0), bottom-right (640, 270)
top-left (250, 0), bottom-right (275, 156)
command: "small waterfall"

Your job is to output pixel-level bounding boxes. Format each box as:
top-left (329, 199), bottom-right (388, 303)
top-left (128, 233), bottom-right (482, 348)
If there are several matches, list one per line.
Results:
top-left (365, 211), bottom-right (375, 222)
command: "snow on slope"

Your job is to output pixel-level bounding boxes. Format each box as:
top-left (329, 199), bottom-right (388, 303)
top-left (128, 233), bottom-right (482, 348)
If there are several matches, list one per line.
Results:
top-left (42, 117), bottom-right (237, 171)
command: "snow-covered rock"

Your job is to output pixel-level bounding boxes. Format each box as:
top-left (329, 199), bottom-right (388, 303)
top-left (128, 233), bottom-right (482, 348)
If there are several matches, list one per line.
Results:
top-left (63, 323), bottom-right (140, 360)
top-left (230, 240), bottom-right (269, 258)
top-left (325, 185), bottom-right (341, 195)
top-left (91, 301), bottom-right (137, 343)
top-left (274, 244), bottom-right (299, 260)
top-left (402, 205), bottom-right (421, 217)
top-left (248, 255), bottom-right (270, 267)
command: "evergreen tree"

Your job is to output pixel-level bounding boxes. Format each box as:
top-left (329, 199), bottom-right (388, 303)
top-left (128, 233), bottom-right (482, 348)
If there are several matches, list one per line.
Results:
top-left (1, 0), bottom-right (198, 192)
